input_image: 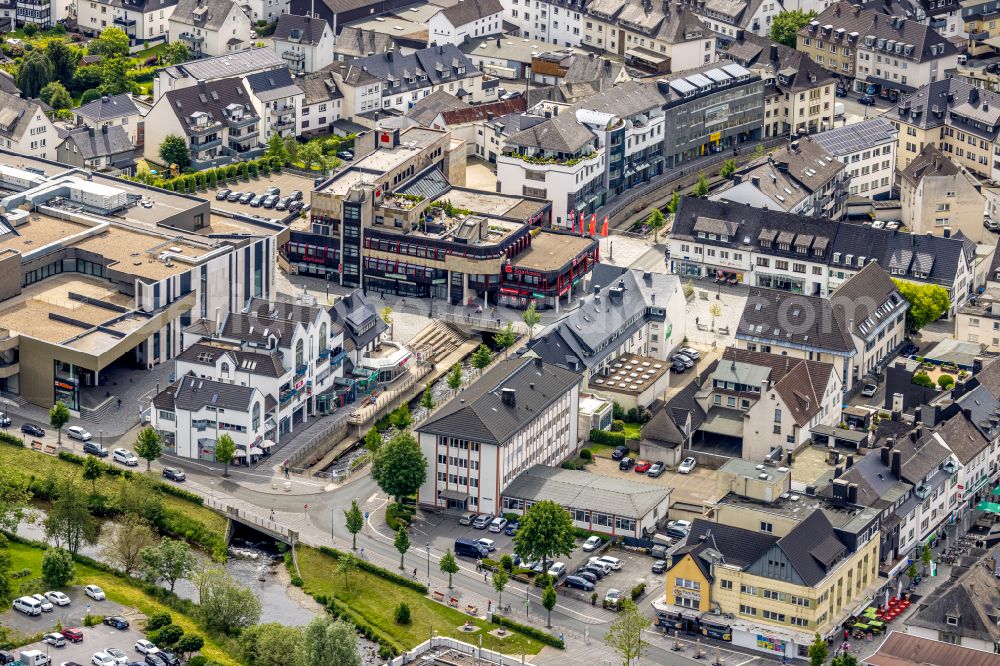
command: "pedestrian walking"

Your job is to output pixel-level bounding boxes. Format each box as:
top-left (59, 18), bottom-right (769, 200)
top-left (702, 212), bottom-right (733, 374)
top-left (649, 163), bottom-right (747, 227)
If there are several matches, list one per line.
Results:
top-left (483, 572), bottom-right (488, 582)
top-left (269, 509), bottom-right (274, 521)
top-left (476, 558), bottom-right (482, 572)
top-left (412, 567), bottom-right (418, 579)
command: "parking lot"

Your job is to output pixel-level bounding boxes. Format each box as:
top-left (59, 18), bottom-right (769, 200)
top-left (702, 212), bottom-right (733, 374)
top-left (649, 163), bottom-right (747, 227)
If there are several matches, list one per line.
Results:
top-left (5, 590), bottom-right (156, 664)
top-left (204, 171), bottom-right (317, 219)
top-left (410, 515), bottom-right (664, 609)
top-left (587, 457), bottom-right (721, 509)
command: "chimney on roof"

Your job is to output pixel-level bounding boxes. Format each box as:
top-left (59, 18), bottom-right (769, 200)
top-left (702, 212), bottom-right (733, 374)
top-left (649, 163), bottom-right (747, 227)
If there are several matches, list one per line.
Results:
top-left (846, 454), bottom-right (854, 470)
top-left (847, 483), bottom-right (858, 504)
top-left (835, 465), bottom-right (843, 478)
top-left (497, 37), bottom-right (500, 47)
top-left (881, 446), bottom-right (890, 466)
top-left (500, 387), bottom-right (516, 407)
top-left (890, 449), bottom-right (902, 478)
top-left (533, 356), bottom-right (543, 370)
top-left (386, 49), bottom-right (393, 61)
top-left (769, 44), bottom-right (778, 62)
top-left (914, 406), bottom-right (922, 422)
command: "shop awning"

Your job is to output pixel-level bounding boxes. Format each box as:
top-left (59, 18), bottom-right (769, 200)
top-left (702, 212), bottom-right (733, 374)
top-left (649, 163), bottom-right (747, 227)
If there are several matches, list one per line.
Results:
top-left (976, 501), bottom-right (1000, 513)
top-left (261, 439), bottom-right (276, 449)
top-left (991, 485), bottom-right (1000, 496)
top-left (438, 489), bottom-right (468, 501)
top-left (249, 447), bottom-right (264, 455)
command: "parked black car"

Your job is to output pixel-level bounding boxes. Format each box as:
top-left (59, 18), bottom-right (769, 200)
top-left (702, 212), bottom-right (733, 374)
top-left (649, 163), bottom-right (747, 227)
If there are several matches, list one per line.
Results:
top-left (563, 575), bottom-right (595, 591)
top-left (20, 423), bottom-right (44, 437)
top-left (858, 95), bottom-right (876, 105)
top-left (573, 569), bottom-right (598, 584)
top-left (215, 188), bottom-right (231, 200)
top-left (899, 342), bottom-right (919, 357)
top-left (670, 360), bottom-right (687, 373)
top-left (103, 615), bottom-right (130, 630)
top-left (618, 457), bottom-right (635, 471)
top-left (161, 467), bottom-right (186, 482)
top-left (157, 652), bottom-right (181, 666)
top-left (83, 441), bottom-right (108, 457)
top-left (611, 445), bottom-right (628, 460)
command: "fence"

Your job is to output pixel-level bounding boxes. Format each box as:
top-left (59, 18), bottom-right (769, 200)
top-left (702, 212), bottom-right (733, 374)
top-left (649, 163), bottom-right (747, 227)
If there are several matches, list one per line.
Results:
top-left (282, 413), bottom-right (351, 471)
top-left (205, 497), bottom-right (296, 541)
top-left (384, 635), bottom-right (537, 666)
top-left (438, 311), bottom-right (526, 334)
top-left (348, 360), bottom-right (433, 425)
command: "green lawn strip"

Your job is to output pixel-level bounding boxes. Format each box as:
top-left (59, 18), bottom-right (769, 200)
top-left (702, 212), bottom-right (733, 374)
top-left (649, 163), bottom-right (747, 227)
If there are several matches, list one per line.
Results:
top-left (5, 541), bottom-right (238, 666)
top-left (621, 422), bottom-right (642, 440)
top-left (0, 445), bottom-right (227, 539)
top-left (295, 546), bottom-right (542, 656)
top-left (132, 42), bottom-right (168, 61)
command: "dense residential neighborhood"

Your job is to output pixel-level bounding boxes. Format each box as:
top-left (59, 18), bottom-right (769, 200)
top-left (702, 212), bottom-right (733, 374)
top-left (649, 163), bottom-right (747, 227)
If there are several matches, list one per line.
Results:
top-left (0, 0), bottom-right (1000, 664)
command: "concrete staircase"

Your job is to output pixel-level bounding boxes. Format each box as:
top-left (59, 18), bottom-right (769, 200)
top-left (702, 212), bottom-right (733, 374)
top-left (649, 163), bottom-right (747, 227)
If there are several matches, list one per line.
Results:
top-left (407, 321), bottom-right (468, 363)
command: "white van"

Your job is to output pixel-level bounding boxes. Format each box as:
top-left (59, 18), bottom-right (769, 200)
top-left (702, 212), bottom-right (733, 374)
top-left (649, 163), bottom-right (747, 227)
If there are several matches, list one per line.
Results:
top-left (12, 595), bottom-right (41, 616)
top-left (834, 102), bottom-right (845, 118)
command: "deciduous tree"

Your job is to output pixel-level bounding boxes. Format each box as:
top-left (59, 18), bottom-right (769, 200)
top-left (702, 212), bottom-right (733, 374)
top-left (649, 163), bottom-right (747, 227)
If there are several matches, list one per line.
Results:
top-left (513, 500), bottom-right (575, 573)
top-left (49, 401), bottom-right (69, 444)
top-left (45, 40), bottom-right (76, 86)
top-left (159, 135), bottom-right (190, 170)
top-left (102, 514), bottom-right (157, 576)
top-left (605, 599), bottom-right (651, 665)
top-left (45, 478), bottom-right (99, 554)
top-left (542, 583), bottom-right (557, 628)
top-left (446, 363), bottom-right (463, 393)
top-left (419, 386), bottom-right (435, 411)
top-left (371, 431), bottom-right (426, 503)
top-left (141, 538), bottom-right (196, 593)
top-left (194, 568), bottom-right (261, 635)
top-left (440, 549), bottom-right (459, 589)
top-left (39, 81), bottom-right (71, 109)
top-left (89, 27), bottom-right (130, 58)
top-left (240, 623), bottom-right (302, 666)
top-left (298, 616), bottom-right (362, 666)
top-left (494, 323), bottom-right (516, 357)
top-left (0, 468), bottom-right (30, 532)
top-left (471, 344), bottom-right (492, 374)
top-left (344, 500), bottom-right (363, 550)
top-left (769, 9), bottom-right (816, 48)
top-left (522, 302), bottom-right (540, 338)
top-left (163, 41), bottom-right (190, 65)
top-left (215, 434), bottom-right (236, 477)
top-left (492, 567), bottom-right (509, 606)
top-left (17, 50), bottom-right (53, 99)
top-left (394, 525), bottom-right (410, 570)
top-left (134, 426), bottom-right (162, 471)
top-left (645, 208), bottom-right (666, 242)
top-left (893, 280), bottom-right (950, 331)
top-left (41, 547), bottom-right (75, 588)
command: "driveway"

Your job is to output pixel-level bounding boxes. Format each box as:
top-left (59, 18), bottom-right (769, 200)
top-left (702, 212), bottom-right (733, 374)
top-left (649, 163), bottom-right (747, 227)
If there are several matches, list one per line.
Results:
top-left (3, 589), bottom-right (135, 638)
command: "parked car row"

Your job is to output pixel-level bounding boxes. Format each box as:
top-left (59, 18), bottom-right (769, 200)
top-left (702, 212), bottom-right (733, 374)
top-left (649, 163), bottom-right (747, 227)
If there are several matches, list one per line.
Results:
top-left (617, 457), bottom-right (666, 478)
top-left (565, 555), bottom-right (624, 592)
top-left (669, 347), bottom-right (700, 374)
top-left (13, 586), bottom-right (105, 616)
top-left (458, 512), bottom-right (517, 535)
top-left (216, 187), bottom-right (304, 215)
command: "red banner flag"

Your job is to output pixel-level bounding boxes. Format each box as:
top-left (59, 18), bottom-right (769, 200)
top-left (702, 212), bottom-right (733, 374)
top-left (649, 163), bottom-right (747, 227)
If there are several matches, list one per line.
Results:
top-left (579, 211), bottom-right (585, 235)
top-left (589, 214), bottom-right (596, 236)
top-left (601, 216), bottom-right (609, 237)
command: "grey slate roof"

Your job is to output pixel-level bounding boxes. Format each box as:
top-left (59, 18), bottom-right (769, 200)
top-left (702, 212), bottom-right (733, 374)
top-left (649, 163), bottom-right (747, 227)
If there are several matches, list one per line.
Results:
top-left (60, 125), bottom-right (133, 159)
top-left (686, 518), bottom-right (778, 569)
top-left (737, 287), bottom-right (856, 354)
top-left (246, 296), bottom-right (324, 327)
top-left (170, 0), bottom-right (239, 31)
top-left (160, 77), bottom-right (259, 136)
top-left (273, 13), bottom-right (330, 45)
top-left (418, 357), bottom-right (582, 445)
top-left (771, 510), bottom-right (847, 587)
top-left (830, 262), bottom-right (909, 340)
top-left (724, 33), bottom-right (834, 94)
top-left (907, 564), bottom-right (1000, 644)
top-left (436, 0), bottom-right (502, 27)
top-left (501, 464), bottom-right (670, 519)
top-left (406, 89), bottom-right (470, 126)
top-left (221, 311), bottom-right (298, 350)
top-left (587, 0), bottom-right (708, 45)
top-left (299, 64), bottom-right (344, 106)
top-left (528, 269), bottom-right (678, 371)
top-left (245, 68), bottom-right (302, 102)
top-left (328, 288), bottom-right (387, 350)
top-left (337, 44), bottom-right (481, 96)
top-left (0, 92), bottom-right (45, 143)
top-left (75, 93), bottom-right (139, 122)
top-left (333, 26), bottom-right (399, 60)
top-left (899, 143), bottom-right (963, 187)
top-left (159, 48), bottom-right (284, 83)
top-left (932, 408), bottom-right (991, 466)
top-left (153, 373), bottom-right (257, 412)
top-left (0, 70), bottom-right (18, 96)
top-left (176, 342), bottom-right (287, 378)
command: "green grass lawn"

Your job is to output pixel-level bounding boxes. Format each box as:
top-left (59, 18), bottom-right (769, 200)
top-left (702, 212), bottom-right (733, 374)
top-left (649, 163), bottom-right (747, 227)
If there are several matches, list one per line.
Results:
top-left (296, 546), bottom-right (542, 656)
top-left (621, 422), bottom-right (642, 439)
top-left (0, 444), bottom-right (227, 536)
top-left (132, 42), bottom-right (168, 62)
top-left (5, 542), bottom-right (238, 665)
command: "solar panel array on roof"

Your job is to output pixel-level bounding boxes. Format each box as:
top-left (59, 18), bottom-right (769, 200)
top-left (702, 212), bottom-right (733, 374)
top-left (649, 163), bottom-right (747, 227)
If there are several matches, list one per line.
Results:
top-left (810, 118), bottom-right (898, 157)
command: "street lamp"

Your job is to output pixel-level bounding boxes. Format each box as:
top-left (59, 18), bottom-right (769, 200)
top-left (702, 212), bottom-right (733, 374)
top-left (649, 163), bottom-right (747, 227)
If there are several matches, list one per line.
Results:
top-left (210, 480), bottom-right (215, 501)
top-left (425, 542), bottom-right (431, 585)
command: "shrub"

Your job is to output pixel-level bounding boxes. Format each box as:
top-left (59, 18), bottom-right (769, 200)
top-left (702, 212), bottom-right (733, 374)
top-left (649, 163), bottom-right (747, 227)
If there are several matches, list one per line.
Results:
top-left (394, 602), bottom-right (411, 625)
top-left (317, 546), bottom-right (427, 594)
top-left (630, 583), bottom-right (646, 601)
top-left (500, 554), bottom-right (513, 572)
top-left (188, 657), bottom-right (208, 666)
top-left (146, 612), bottom-right (173, 631)
top-left (579, 448), bottom-right (593, 462)
top-left (494, 616), bottom-right (564, 648)
top-left (938, 374), bottom-right (955, 389)
top-left (290, 574), bottom-right (303, 587)
top-left (83, 614), bottom-right (102, 627)
top-left (913, 371), bottom-right (934, 388)
top-left (0, 431), bottom-right (24, 447)
top-left (589, 429), bottom-right (625, 446)
top-left (534, 572), bottom-right (552, 588)
top-left (610, 420), bottom-right (625, 432)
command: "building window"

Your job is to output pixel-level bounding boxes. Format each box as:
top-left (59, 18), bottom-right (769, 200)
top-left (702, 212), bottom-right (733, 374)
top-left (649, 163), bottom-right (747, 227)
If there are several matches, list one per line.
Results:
top-left (760, 522), bottom-right (773, 533)
top-left (762, 610), bottom-right (785, 622)
top-left (739, 604), bottom-right (757, 616)
top-left (720, 579), bottom-right (733, 590)
top-left (740, 584), bottom-right (757, 595)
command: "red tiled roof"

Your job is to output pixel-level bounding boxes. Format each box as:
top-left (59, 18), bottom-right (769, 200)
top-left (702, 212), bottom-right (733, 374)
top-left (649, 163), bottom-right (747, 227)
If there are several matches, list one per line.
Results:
top-left (441, 97), bottom-right (527, 125)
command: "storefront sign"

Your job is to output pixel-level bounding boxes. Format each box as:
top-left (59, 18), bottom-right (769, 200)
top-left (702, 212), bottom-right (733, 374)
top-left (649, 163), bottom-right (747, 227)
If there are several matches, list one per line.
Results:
top-left (675, 588), bottom-right (700, 601)
top-left (756, 635), bottom-right (786, 653)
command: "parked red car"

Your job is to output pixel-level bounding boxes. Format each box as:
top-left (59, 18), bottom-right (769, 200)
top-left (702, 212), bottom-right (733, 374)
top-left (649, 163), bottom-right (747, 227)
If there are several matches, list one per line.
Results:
top-left (61, 627), bottom-right (84, 643)
top-left (634, 460), bottom-right (652, 473)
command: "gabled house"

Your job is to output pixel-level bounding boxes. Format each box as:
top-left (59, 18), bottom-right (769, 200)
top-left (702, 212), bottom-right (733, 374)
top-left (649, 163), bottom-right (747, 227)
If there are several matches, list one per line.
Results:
top-left (56, 125), bottom-right (136, 175)
top-left (327, 288), bottom-right (386, 366)
top-left (724, 33), bottom-right (837, 138)
top-left (153, 47), bottom-right (284, 100)
top-left (272, 13), bottom-right (334, 74)
top-left (0, 91), bottom-right (59, 160)
top-left (650, 347), bottom-right (840, 462)
top-left (143, 77), bottom-right (261, 169)
top-left (711, 136), bottom-right (849, 220)
top-left (810, 118), bottom-right (898, 200)
top-left (74, 93), bottom-right (142, 148)
top-left (899, 144), bottom-right (986, 242)
top-left (298, 64), bottom-right (344, 138)
top-left (427, 0), bottom-right (503, 46)
top-left (244, 67), bottom-right (304, 140)
top-left (168, 0), bottom-right (253, 58)
top-left (78, 0), bottom-right (178, 45)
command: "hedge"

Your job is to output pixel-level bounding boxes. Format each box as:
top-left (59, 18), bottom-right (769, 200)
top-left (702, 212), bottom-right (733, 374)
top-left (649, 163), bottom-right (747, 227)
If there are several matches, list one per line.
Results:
top-left (494, 615), bottom-right (564, 649)
top-left (589, 429), bottom-right (626, 446)
top-left (317, 594), bottom-right (400, 659)
top-left (56, 450), bottom-right (204, 506)
top-left (0, 431), bottom-right (24, 447)
top-left (318, 545), bottom-right (428, 594)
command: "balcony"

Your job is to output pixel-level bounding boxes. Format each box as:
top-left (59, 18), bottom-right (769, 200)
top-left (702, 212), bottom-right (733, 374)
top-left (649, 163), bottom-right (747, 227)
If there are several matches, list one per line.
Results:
top-left (282, 50), bottom-right (305, 61)
top-left (271, 118), bottom-right (295, 131)
top-left (188, 120), bottom-right (222, 136)
top-left (229, 127), bottom-right (259, 141)
top-left (0, 360), bottom-right (18, 379)
top-left (972, 31), bottom-right (991, 41)
top-left (113, 15), bottom-right (135, 27)
top-left (192, 137), bottom-right (222, 152)
top-left (178, 32), bottom-right (204, 50)
top-left (279, 388), bottom-right (298, 406)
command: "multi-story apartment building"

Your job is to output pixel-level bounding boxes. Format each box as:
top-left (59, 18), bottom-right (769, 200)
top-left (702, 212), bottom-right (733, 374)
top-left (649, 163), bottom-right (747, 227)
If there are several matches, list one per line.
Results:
top-left (712, 137), bottom-right (849, 219)
top-left (56, 126), bottom-right (136, 175)
top-left (797, 1), bottom-right (958, 101)
top-left (298, 64), bottom-right (345, 139)
top-left (167, 0), bottom-right (254, 59)
top-left (78, 0), bottom-right (177, 44)
top-left (963, 0), bottom-right (1000, 57)
top-left (498, 64), bottom-right (761, 226)
top-left (288, 126), bottom-right (599, 309)
top-left (691, 0), bottom-right (783, 47)
top-left (724, 33), bottom-right (836, 137)
top-left (899, 145), bottom-right (987, 242)
top-left (16, 0), bottom-right (71, 27)
top-left (74, 93), bottom-right (142, 149)
top-left (497, 81), bottom-right (668, 227)
top-left (329, 45), bottom-right (487, 120)
top-left (241, 0), bottom-right (286, 22)
top-left (245, 68), bottom-right (303, 141)
top-left (153, 48), bottom-right (284, 101)
top-left (0, 91), bottom-right (60, 161)
top-left (500, 0), bottom-right (585, 46)
top-left (272, 14), bottom-right (335, 74)
top-left (736, 263), bottom-right (909, 390)
top-left (889, 78), bottom-right (1000, 180)
top-left (583, 0), bottom-right (715, 72)
top-left (668, 198), bottom-right (976, 316)
top-left (810, 117), bottom-right (897, 199)
top-left (143, 77), bottom-right (262, 169)
top-left (416, 356), bottom-right (582, 514)
top-left (660, 507), bottom-right (880, 659)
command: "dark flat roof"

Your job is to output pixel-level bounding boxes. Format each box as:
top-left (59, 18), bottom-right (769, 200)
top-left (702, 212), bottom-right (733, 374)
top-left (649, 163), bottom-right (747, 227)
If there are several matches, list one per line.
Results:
top-left (512, 231), bottom-right (595, 272)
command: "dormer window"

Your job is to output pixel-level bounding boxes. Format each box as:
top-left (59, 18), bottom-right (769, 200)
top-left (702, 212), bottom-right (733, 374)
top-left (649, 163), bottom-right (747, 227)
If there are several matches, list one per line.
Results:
top-left (946, 614), bottom-right (959, 626)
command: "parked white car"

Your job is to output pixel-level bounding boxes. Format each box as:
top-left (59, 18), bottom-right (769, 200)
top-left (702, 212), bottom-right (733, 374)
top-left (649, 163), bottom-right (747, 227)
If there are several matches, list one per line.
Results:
top-left (112, 449), bottom-right (138, 466)
top-left (596, 555), bottom-right (622, 571)
top-left (85, 584), bottom-right (106, 600)
top-left (678, 457), bottom-right (697, 474)
top-left (44, 590), bottom-right (70, 606)
top-left (104, 648), bottom-right (128, 665)
top-left (475, 538), bottom-right (496, 552)
top-left (487, 517), bottom-right (507, 533)
top-left (67, 426), bottom-right (92, 441)
top-left (134, 639), bottom-right (160, 655)
top-left (31, 593), bottom-right (53, 612)
top-left (91, 652), bottom-right (116, 666)
top-left (581, 535), bottom-right (602, 552)
top-left (587, 557), bottom-right (612, 574)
